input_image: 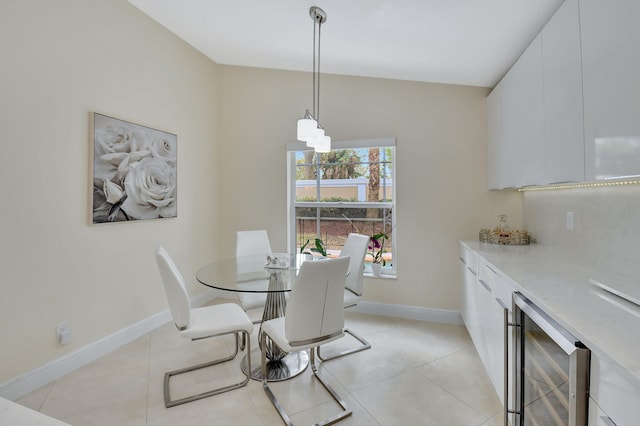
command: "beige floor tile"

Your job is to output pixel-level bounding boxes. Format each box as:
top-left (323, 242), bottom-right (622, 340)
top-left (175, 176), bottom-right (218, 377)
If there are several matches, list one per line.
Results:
top-left (418, 346), bottom-right (503, 421)
top-left (147, 386), bottom-right (263, 426)
top-left (369, 323), bottom-right (472, 369)
top-left (481, 412), bottom-right (505, 426)
top-left (289, 393), bottom-right (380, 426)
top-left (352, 370), bottom-right (485, 426)
top-left (39, 355), bottom-right (149, 420)
top-left (15, 382), bottom-right (53, 411)
top-left (320, 342), bottom-right (413, 392)
top-left (60, 396), bottom-right (148, 426)
top-left (17, 312), bottom-right (505, 426)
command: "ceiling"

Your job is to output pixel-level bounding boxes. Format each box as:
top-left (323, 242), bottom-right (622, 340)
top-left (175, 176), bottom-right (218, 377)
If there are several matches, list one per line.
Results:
top-left (127, 0), bottom-right (564, 88)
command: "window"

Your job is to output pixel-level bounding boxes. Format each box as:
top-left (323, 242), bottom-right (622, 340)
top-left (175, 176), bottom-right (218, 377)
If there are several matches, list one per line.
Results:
top-left (287, 138), bottom-right (396, 275)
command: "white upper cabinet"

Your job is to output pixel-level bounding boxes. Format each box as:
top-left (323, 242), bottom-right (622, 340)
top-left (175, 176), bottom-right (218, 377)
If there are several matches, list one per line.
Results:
top-left (512, 34), bottom-right (545, 187)
top-left (542, 0), bottom-right (585, 184)
top-left (487, 78), bottom-right (505, 189)
top-left (487, 0), bottom-right (586, 189)
top-left (488, 0), bottom-right (640, 187)
top-left (487, 35), bottom-right (544, 189)
top-left (580, 0), bottom-right (640, 181)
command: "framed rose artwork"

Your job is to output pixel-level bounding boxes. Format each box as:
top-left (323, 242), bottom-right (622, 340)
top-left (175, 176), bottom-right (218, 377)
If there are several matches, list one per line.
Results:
top-left (91, 113), bottom-right (177, 223)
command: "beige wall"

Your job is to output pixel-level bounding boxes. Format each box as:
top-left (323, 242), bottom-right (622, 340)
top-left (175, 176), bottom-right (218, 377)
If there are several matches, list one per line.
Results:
top-left (0, 1), bottom-right (219, 383)
top-left (1, 0), bottom-right (523, 386)
top-left (216, 66), bottom-right (522, 311)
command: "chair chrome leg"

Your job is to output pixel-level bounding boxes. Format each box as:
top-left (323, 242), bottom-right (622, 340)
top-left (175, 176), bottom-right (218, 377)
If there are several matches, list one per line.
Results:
top-left (261, 331), bottom-right (352, 426)
top-left (164, 330), bottom-right (251, 408)
top-left (309, 347), bottom-right (353, 426)
top-left (317, 328), bottom-right (371, 362)
top-left (261, 333), bottom-right (293, 426)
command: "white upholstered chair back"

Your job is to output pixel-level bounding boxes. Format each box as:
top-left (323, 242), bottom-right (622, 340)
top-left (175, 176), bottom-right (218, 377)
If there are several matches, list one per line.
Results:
top-left (340, 233), bottom-right (369, 296)
top-left (236, 230), bottom-right (272, 257)
top-left (285, 256), bottom-right (350, 344)
top-left (155, 246), bottom-right (191, 330)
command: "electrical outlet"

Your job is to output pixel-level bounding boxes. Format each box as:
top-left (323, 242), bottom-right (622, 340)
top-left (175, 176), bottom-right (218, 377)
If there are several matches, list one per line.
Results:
top-left (566, 212), bottom-right (574, 231)
top-left (56, 322), bottom-right (70, 345)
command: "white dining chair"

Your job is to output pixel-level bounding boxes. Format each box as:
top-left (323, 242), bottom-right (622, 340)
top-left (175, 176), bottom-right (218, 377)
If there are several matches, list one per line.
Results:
top-left (260, 256), bottom-right (352, 426)
top-left (235, 230), bottom-right (271, 317)
top-left (317, 233), bottom-right (372, 361)
top-left (154, 246), bottom-right (254, 408)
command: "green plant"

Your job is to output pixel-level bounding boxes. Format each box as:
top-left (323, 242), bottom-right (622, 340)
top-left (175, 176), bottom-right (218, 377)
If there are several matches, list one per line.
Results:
top-left (300, 238), bottom-right (326, 257)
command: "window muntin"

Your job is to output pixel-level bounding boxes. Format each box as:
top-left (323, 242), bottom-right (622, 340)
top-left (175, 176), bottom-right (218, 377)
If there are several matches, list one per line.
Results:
top-left (287, 138), bottom-right (396, 274)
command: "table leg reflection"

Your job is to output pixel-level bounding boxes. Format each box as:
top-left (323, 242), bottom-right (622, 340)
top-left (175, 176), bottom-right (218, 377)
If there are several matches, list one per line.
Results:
top-left (240, 270), bottom-right (309, 381)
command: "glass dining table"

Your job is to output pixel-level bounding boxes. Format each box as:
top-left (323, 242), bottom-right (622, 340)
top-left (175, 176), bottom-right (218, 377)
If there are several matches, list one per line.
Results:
top-left (196, 254), bottom-right (309, 381)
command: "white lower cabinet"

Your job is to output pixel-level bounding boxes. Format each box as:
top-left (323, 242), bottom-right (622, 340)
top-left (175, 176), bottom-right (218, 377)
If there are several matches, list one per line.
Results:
top-left (462, 242), bottom-right (639, 426)
top-left (459, 246), bottom-right (478, 333)
top-left (459, 244), bottom-right (514, 410)
top-left (589, 398), bottom-right (616, 426)
top-left (589, 351), bottom-right (640, 426)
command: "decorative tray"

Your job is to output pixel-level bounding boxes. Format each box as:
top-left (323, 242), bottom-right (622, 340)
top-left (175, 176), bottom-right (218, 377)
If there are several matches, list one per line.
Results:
top-left (479, 215), bottom-right (531, 245)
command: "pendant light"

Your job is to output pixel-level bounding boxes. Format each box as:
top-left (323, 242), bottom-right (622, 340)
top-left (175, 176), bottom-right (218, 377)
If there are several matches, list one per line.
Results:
top-left (296, 6), bottom-right (331, 153)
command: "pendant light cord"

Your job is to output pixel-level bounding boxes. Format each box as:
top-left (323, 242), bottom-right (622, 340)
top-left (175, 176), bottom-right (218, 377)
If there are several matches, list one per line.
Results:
top-left (317, 19), bottom-right (321, 125)
top-left (312, 17), bottom-right (317, 120)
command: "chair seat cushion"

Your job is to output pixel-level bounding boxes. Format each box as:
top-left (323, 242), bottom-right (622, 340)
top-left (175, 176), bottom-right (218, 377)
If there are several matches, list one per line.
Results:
top-left (180, 303), bottom-right (253, 340)
top-left (343, 289), bottom-right (361, 308)
top-left (261, 317), bottom-right (344, 352)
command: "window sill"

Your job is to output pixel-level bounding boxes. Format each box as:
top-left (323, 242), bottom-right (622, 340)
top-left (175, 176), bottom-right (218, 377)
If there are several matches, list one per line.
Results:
top-left (364, 272), bottom-right (397, 280)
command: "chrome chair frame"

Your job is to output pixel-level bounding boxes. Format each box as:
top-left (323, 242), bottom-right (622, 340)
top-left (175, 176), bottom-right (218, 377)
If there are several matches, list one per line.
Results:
top-left (316, 295), bottom-right (371, 362)
top-left (317, 233), bottom-right (372, 362)
top-left (261, 334), bottom-right (352, 426)
top-left (164, 329), bottom-right (251, 408)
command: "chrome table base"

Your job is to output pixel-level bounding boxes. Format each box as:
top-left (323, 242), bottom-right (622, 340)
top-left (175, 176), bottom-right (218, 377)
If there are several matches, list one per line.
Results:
top-left (241, 348), bottom-right (309, 381)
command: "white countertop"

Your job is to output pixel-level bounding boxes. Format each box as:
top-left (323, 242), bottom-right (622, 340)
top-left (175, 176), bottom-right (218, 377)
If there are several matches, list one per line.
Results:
top-left (461, 240), bottom-right (640, 385)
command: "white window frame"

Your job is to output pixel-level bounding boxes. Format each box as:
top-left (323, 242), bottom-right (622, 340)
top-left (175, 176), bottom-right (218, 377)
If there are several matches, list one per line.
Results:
top-left (286, 137), bottom-right (397, 276)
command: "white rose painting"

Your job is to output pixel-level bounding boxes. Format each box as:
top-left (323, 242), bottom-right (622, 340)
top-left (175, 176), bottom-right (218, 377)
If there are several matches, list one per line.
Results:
top-left (92, 113), bottom-right (177, 223)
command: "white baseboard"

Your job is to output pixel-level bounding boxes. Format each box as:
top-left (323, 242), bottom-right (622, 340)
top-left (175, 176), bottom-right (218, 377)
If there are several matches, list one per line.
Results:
top-left (0, 289), bottom-right (219, 401)
top-left (348, 301), bottom-right (463, 325)
top-left (1, 292), bottom-right (459, 401)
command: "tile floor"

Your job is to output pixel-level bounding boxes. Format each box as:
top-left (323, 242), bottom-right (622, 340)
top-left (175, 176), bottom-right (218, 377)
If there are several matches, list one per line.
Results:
top-left (17, 301), bottom-right (503, 425)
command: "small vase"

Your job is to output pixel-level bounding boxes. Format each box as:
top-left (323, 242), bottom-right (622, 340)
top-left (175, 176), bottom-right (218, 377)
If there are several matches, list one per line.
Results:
top-left (371, 262), bottom-right (382, 276)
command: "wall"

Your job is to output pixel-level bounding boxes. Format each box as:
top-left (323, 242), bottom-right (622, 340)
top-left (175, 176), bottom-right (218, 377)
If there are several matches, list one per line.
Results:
top-left (524, 185), bottom-right (640, 279)
top-left (0, 1), bottom-right (219, 384)
top-left (216, 66), bottom-right (523, 311)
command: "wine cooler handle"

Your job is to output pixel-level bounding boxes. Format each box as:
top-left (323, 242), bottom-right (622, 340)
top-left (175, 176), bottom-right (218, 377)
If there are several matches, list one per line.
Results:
top-left (498, 297), bottom-right (519, 425)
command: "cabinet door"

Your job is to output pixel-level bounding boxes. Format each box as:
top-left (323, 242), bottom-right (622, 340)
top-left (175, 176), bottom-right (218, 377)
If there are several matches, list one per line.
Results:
top-left (487, 83), bottom-right (504, 190)
top-left (459, 247), bottom-right (478, 335)
top-left (588, 398), bottom-right (616, 426)
top-left (590, 351), bottom-right (640, 426)
top-left (509, 34), bottom-right (545, 186)
top-left (477, 270), bottom-right (504, 402)
top-left (489, 34), bottom-right (545, 188)
top-left (581, 0), bottom-right (640, 180)
top-left (541, 0), bottom-right (584, 184)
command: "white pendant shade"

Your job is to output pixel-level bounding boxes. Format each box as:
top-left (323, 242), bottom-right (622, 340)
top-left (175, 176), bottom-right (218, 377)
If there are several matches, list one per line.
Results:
top-left (305, 127), bottom-right (322, 148)
top-left (315, 134), bottom-right (331, 153)
top-left (297, 118), bottom-right (318, 143)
